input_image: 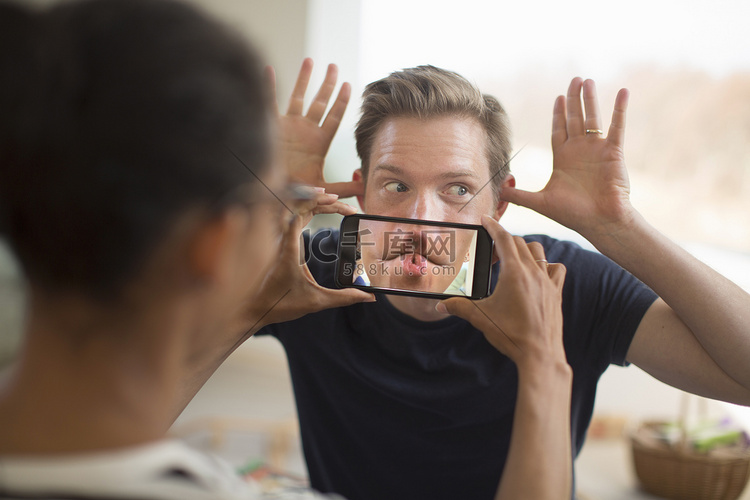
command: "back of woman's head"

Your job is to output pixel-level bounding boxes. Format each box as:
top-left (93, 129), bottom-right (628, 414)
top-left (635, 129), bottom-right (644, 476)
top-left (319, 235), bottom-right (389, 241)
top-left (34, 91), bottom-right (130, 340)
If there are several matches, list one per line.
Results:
top-left (0, 0), bottom-right (272, 298)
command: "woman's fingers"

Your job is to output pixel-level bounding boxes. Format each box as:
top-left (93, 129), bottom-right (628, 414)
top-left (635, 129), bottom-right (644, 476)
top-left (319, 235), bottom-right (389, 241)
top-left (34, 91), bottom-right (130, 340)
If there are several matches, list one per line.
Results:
top-left (482, 216), bottom-right (556, 274)
top-left (291, 188), bottom-right (357, 220)
top-left (525, 241), bottom-right (548, 271)
top-left (312, 201), bottom-right (357, 216)
top-left (480, 214), bottom-right (518, 264)
top-left (547, 263), bottom-right (567, 291)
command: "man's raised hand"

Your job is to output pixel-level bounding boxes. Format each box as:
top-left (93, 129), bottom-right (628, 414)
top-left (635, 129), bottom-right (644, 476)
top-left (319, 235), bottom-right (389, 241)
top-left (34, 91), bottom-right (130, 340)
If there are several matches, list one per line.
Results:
top-left (500, 78), bottom-right (635, 244)
top-left (268, 58), bottom-right (364, 198)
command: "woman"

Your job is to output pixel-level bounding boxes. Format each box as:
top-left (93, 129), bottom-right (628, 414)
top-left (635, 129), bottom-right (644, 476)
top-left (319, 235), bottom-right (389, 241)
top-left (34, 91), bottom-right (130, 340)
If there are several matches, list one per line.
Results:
top-left (0, 1), bottom-right (570, 499)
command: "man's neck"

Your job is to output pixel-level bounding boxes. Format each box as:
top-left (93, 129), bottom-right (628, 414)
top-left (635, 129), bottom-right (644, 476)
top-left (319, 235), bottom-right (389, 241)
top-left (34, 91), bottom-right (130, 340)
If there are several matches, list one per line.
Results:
top-left (384, 293), bottom-right (451, 322)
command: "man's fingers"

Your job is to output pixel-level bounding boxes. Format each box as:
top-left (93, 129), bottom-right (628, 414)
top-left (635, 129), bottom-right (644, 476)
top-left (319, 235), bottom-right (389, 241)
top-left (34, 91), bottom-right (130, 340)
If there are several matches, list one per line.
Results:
top-left (551, 95), bottom-right (567, 149)
top-left (582, 79), bottom-right (603, 134)
top-left (566, 77), bottom-right (585, 138)
top-left (287, 58), bottom-right (313, 116)
top-left (322, 180), bottom-right (365, 199)
top-left (498, 185), bottom-right (543, 214)
top-left (306, 63), bottom-right (338, 124)
top-left (607, 88), bottom-right (629, 148)
top-left (265, 66), bottom-right (279, 117)
top-left (321, 82), bottom-right (351, 139)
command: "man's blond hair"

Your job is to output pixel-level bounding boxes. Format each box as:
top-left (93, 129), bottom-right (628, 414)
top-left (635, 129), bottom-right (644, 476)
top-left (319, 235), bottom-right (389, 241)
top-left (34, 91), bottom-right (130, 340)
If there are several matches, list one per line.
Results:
top-left (355, 65), bottom-right (512, 203)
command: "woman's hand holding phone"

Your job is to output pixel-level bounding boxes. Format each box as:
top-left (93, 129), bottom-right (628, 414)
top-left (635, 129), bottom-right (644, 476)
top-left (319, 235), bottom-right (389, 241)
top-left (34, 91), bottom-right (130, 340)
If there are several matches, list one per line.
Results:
top-left (437, 215), bottom-right (568, 371)
top-left (439, 215), bottom-right (574, 500)
top-left (238, 192), bottom-right (376, 337)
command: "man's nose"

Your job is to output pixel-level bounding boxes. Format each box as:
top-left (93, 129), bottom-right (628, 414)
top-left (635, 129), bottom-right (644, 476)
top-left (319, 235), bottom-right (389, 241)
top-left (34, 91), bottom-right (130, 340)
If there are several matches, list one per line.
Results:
top-left (409, 191), bottom-right (442, 221)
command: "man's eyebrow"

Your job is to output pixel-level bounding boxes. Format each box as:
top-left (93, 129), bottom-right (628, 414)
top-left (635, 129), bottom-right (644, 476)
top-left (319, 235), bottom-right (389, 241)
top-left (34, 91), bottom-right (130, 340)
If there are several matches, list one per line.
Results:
top-left (371, 165), bottom-right (480, 180)
top-left (438, 170), bottom-right (481, 180)
top-left (371, 164), bottom-right (403, 175)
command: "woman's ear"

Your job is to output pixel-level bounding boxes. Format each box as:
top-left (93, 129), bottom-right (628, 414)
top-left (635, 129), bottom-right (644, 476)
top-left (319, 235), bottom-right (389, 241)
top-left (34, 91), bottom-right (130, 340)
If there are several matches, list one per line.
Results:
top-left (494, 174), bottom-right (516, 220)
top-left (353, 168), bottom-right (365, 212)
top-left (186, 211), bottom-right (243, 287)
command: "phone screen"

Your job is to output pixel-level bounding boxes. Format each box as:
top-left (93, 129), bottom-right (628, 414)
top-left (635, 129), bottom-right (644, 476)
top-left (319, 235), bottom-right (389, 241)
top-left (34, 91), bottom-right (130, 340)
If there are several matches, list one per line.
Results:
top-left (335, 215), bottom-right (493, 300)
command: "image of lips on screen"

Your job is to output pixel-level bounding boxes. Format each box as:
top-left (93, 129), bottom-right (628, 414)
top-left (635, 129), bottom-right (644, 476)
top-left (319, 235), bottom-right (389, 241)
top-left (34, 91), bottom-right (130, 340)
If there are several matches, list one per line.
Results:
top-left (357, 219), bottom-right (477, 295)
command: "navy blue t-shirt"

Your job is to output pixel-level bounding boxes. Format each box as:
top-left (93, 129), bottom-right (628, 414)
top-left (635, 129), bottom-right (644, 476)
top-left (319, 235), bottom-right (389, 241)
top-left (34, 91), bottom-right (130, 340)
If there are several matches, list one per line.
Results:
top-left (259, 229), bottom-right (657, 500)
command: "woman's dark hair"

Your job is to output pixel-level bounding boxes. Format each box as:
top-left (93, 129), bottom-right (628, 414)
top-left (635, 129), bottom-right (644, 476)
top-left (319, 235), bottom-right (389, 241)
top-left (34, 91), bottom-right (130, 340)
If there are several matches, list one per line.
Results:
top-left (0, 0), bottom-right (272, 298)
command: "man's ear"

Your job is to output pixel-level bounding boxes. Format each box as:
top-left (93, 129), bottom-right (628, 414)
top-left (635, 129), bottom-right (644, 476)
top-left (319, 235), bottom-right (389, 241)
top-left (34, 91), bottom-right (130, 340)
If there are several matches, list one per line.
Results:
top-left (494, 174), bottom-right (516, 220)
top-left (353, 168), bottom-right (365, 212)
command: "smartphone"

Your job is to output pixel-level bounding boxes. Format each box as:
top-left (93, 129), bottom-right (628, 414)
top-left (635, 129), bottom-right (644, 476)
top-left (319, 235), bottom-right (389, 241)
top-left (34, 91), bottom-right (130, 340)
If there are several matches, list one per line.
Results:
top-left (335, 214), bottom-right (494, 300)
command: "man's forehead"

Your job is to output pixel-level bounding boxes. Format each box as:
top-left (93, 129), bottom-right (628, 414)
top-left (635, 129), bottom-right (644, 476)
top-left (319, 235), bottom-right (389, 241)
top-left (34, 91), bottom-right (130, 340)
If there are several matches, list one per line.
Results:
top-left (375, 115), bottom-right (484, 143)
top-left (367, 116), bottom-right (489, 177)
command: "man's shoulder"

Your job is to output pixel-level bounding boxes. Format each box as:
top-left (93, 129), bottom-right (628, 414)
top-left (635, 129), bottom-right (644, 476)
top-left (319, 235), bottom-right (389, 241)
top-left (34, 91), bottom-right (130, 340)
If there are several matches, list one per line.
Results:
top-left (519, 233), bottom-right (634, 284)
top-left (521, 234), bottom-right (594, 263)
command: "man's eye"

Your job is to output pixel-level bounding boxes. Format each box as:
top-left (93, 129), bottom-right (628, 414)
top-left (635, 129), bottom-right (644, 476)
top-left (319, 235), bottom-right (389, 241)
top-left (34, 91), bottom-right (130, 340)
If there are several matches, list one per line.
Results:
top-left (384, 182), bottom-right (408, 193)
top-left (446, 185), bottom-right (469, 196)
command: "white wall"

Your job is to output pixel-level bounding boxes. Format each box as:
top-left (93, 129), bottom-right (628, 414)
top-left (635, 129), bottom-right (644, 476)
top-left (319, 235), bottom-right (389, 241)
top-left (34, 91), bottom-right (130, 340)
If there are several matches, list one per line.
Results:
top-left (190, 0), bottom-right (362, 191)
top-left (186, 0), bottom-right (309, 109)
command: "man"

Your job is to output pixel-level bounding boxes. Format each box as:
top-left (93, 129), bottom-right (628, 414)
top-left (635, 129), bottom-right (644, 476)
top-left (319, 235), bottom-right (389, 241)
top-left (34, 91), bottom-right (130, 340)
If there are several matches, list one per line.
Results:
top-left (257, 62), bottom-right (750, 500)
top-left (0, 1), bottom-right (575, 499)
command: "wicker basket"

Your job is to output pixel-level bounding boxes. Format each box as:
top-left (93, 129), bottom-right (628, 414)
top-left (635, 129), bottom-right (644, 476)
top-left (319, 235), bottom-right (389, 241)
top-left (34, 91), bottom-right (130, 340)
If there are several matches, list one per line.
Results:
top-left (630, 397), bottom-right (750, 500)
